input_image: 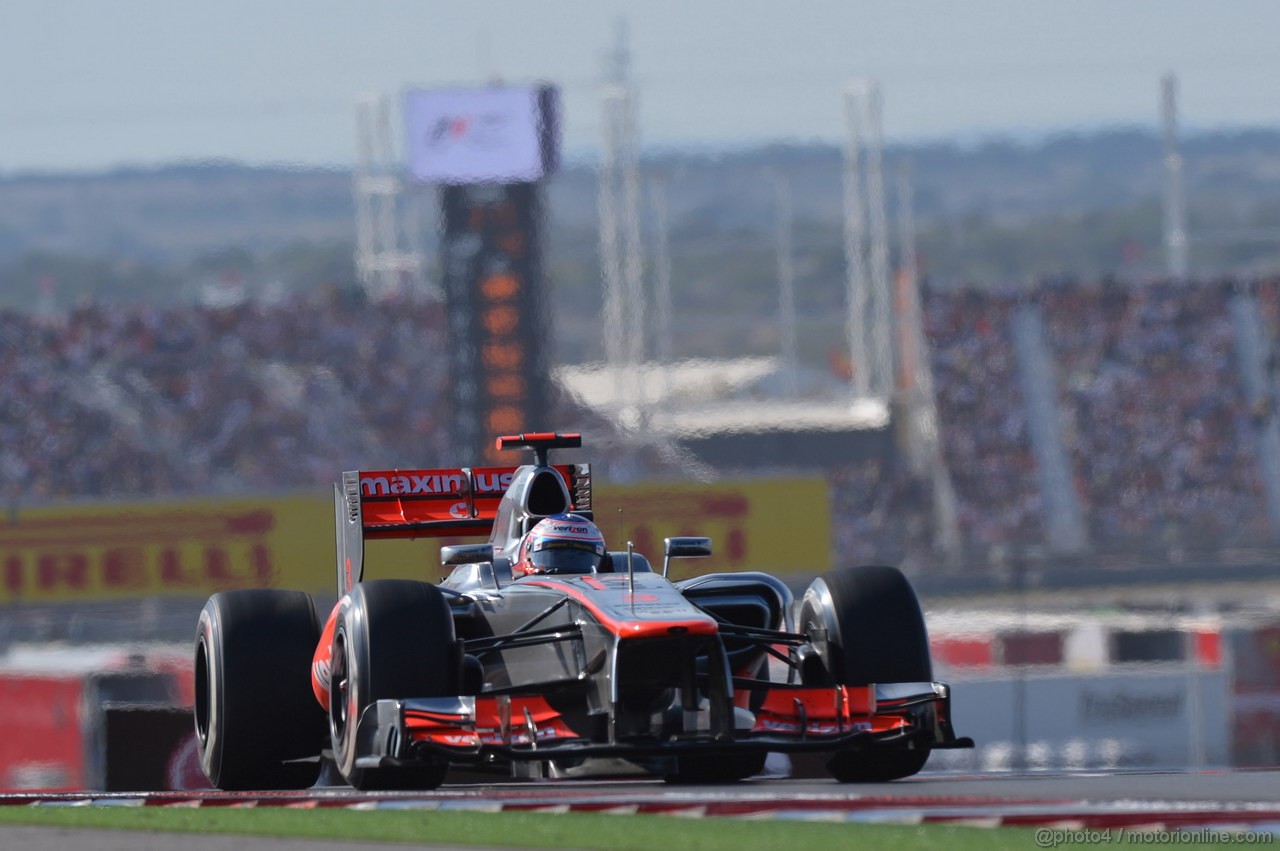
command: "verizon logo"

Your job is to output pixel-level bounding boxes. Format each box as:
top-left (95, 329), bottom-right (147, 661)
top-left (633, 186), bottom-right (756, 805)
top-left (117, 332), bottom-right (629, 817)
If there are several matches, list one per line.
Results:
top-left (360, 471), bottom-right (514, 498)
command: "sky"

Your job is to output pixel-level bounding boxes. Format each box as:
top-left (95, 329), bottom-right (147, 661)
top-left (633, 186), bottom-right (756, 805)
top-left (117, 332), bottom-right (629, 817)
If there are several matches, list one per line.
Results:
top-left (3, 1), bottom-right (1280, 173)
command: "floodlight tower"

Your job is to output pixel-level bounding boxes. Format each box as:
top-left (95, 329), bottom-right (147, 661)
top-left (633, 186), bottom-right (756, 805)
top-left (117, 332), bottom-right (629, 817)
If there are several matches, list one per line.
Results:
top-left (598, 21), bottom-right (646, 421)
top-left (842, 81), bottom-right (872, 400)
top-left (353, 95), bottom-right (428, 300)
top-left (1162, 73), bottom-right (1189, 280)
top-left (842, 78), bottom-right (893, 401)
top-left (598, 95), bottom-right (626, 372)
top-left (865, 82), bottom-right (893, 399)
top-left (650, 176), bottom-right (675, 407)
top-left (773, 173), bottom-right (800, 397)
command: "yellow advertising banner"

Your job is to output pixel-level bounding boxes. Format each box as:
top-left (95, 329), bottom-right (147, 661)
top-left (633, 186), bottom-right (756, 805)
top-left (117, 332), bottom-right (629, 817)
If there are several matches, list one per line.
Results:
top-left (595, 478), bottom-right (830, 580)
top-left (0, 477), bottom-right (830, 603)
top-left (0, 497), bottom-right (334, 604)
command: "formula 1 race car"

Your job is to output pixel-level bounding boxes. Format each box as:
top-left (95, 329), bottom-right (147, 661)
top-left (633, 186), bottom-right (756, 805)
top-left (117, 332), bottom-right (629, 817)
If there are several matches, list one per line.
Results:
top-left (194, 433), bottom-right (970, 790)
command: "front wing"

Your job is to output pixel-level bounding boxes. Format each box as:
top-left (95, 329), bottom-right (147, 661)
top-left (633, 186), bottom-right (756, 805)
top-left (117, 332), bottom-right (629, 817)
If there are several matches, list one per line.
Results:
top-left (350, 682), bottom-right (973, 771)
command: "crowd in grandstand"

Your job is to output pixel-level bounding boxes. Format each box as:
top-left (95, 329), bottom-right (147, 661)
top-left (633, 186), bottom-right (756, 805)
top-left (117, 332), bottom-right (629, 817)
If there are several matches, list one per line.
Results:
top-left (828, 459), bottom-right (935, 570)
top-left (5, 276), bottom-right (1280, 564)
top-left (924, 288), bottom-right (1044, 548)
top-left (830, 276), bottom-right (1280, 565)
top-left (1039, 278), bottom-right (1265, 547)
top-left (0, 288), bottom-right (453, 503)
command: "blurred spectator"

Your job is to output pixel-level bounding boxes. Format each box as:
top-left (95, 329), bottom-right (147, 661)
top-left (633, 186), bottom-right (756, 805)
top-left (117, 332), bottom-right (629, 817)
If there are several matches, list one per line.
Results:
top-left (903, 277), bottom-right (1271, 558)
top-left (923, 286), bottom-right (1044, 549)
top-left (829, 458), bottom-right (936, 571)
top-left (3, 275), bottom-right (1278, 566)
top-left (0, 288), bottom-right (451, 502)
top-left (1039, 278), bottom-right (1266, 548)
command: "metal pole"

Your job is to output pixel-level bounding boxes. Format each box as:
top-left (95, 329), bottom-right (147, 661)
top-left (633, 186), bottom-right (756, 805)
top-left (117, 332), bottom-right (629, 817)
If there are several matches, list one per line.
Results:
top-left (650, 176), bottom-right (674, 410)
top-left (352, 94), bottom-right (424, 302)
top-left (773, 173), bottom-right (800, 397)
top-left (353, 97), bottom-right (377, 295)
top-left (1162, 73), bottom-right (1189, 280)
top-left (842, 81), bottom-right (871, 401)
top-left (374, 96), bottom-right (400, 299)
top-left (598, 87), bottom-right (626, 385)
top-left (866, 82), bottom-right (893, 398)
top-left (619, 87), bottom-right (646, 422)
top-left (1012, 554), bottom-right (1027, 771)
top-left (598, 20), bottom-right (639, 414)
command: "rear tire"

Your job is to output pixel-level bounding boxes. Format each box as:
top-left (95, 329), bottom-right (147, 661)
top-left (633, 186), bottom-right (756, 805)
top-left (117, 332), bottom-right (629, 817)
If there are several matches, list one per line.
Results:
top-left (194, 589), bottom-right (326, 790)
top-left (799, 565), bottom-right (932, 782)
top-left (329, 580), bottom-right (459, 790)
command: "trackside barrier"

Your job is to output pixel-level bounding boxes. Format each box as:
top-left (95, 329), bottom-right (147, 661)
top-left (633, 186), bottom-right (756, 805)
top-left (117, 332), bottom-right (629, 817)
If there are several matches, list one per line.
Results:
top-left (0, 649), bottom-right (194, 792)
top-left (930, 669), bottom-right (1231, 771)
top-left (0, 675), bottom-right (84, 791)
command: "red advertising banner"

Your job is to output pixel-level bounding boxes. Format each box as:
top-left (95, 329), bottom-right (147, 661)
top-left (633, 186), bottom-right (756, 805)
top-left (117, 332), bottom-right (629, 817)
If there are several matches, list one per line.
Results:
top-left (0, 676), bottom-right (84, 791)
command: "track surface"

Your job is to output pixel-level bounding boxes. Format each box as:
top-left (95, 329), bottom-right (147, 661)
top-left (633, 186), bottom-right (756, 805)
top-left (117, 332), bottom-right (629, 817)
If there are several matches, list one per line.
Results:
top-left (4, 770), bottom-right (1280, 850)
top-left (3, 769), bottom-right (1279, 823)
top-left (3, 768), bottom-right (1279, 805)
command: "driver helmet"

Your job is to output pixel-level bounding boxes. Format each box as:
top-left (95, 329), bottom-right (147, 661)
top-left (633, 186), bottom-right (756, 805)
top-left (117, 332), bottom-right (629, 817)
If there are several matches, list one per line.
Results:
top-left (515, 513), bottom-right (606, 577)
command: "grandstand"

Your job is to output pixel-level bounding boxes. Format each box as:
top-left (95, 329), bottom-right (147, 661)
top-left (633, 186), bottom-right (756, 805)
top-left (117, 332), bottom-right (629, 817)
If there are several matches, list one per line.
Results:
top-left (912, 277), bottom-right (1280, 569)
top-left (5, 276), bottom-right (1280, 575)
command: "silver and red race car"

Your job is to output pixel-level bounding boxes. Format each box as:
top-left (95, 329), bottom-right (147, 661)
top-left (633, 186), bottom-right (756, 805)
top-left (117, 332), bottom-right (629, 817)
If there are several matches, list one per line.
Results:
top-left (194, 432), bottom-right (970, 790)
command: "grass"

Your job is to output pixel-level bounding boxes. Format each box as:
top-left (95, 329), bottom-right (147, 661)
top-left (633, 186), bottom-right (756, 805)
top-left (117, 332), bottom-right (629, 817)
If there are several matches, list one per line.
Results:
top-left (0, 805), bottom-right (1256, 849)
top-left (0, 805), bottom-right (1061, 850)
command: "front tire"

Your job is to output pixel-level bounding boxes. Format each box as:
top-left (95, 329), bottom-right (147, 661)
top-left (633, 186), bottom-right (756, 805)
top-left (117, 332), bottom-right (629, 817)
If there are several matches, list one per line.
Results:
top-left (329, 580), bottom-right (459, 790)
top-left (194, 589), bottom-right (326, 790)
top-left (799, 565), bottom-right (933, 782)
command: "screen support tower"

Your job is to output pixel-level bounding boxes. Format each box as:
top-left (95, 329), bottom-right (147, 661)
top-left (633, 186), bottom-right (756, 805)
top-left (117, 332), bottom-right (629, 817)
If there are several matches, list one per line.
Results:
top-left (842, 79), bottom-right (893, 404)
top-left (353, 95), bottom-right (429, 301)
top-left (598, 21), bottom-right (646, 428)
top-left (1162, 73), bottom-right (1189, 281)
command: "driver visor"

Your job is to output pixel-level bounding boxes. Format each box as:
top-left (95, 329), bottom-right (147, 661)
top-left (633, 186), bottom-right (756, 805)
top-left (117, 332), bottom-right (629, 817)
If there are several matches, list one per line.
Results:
top-left (530, 540), bottom-right (604, 574)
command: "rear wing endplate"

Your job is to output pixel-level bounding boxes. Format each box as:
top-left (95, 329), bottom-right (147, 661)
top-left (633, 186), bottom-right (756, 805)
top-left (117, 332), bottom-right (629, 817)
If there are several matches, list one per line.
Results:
top-left (334, 463), bottom-right (591, 595)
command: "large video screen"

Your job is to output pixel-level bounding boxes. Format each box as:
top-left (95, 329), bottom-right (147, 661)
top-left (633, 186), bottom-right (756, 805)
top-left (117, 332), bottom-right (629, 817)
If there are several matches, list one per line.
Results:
top-left (405, 86), bottom-right (559, 185)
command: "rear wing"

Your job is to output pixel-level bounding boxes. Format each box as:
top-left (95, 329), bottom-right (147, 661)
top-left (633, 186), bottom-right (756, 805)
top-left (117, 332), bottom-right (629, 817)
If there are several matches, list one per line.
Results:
top-left (334, 463), bottom-right (591, 594)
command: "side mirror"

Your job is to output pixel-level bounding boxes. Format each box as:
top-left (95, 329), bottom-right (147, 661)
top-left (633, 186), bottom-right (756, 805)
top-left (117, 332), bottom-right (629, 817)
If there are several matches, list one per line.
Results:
top-left (441, 543), bottom-right (494, 567)
top-left (662, 536), bottom-right (712, 577)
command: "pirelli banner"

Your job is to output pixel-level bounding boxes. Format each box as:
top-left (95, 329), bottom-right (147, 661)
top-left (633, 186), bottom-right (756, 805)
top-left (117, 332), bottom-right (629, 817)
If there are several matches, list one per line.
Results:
top-left (595, 479), bottom-right (829, 581)
top-left (0, 478), bottom-right (829, 603)
top-left (0, 497), bottom-right (333, 604)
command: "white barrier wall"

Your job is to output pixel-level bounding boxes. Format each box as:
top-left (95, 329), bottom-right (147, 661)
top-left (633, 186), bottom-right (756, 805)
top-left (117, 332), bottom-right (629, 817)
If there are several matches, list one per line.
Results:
top-left (931, 669), bottom-right (1230, 771)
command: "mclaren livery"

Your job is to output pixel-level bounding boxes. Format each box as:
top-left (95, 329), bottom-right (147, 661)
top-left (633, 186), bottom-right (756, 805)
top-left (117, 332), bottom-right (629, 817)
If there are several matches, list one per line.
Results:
top-left (194, 433), bottom-right (970, 790)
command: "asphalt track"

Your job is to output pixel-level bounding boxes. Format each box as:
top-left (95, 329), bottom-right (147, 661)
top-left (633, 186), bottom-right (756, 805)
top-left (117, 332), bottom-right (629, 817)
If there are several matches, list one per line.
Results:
top-left (3, 770), bottom-right (1280, 849)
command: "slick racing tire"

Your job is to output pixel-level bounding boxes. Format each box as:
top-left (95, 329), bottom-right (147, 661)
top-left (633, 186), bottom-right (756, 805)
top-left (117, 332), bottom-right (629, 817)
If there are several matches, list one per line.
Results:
top-left (329, 580), bottom-right (459, 791)
top-left (195, 589), bottom-right (326, 790)
top-left (799, 565), bottom-right (932, 782)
